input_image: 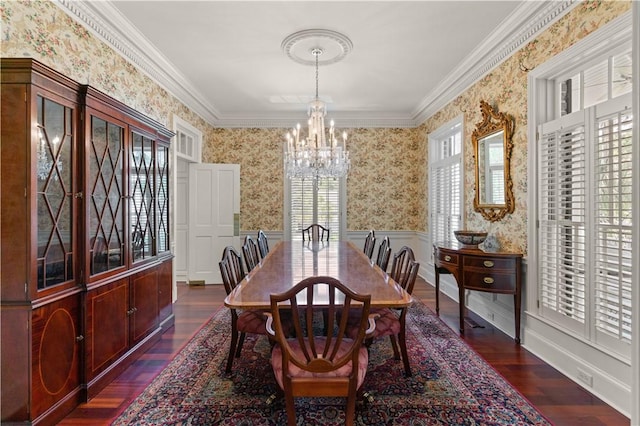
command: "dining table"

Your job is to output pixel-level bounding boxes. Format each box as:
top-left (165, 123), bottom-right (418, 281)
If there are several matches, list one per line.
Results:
top-left (224, 240), bottom-right (413, 310)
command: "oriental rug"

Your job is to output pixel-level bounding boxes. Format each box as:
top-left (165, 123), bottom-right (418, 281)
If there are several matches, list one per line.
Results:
top-left (113, 301), bottom-right (551, 425)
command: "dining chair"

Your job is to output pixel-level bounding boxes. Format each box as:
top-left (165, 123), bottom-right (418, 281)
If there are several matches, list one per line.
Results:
top-left (389, 245), bottom-right (415, 285)
top-left (242, 235), bottom-right (261, 271)
top-left (219, 246), bottom-right (268, 373)
top-left (375, 236), bottom-right (391, 272)
top-left (363, 229), bottom-right (376, 259)
top-left (346, 247), bottom-right (419, 376)
top-left (257, 229), bottom-right (269, 259)
top-left (265, 275), bottom-right (377, 426)
top-left (302, 224), bottom-right (330, 242)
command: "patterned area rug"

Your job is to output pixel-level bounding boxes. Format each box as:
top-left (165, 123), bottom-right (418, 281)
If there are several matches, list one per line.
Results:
top-left (113, 301), bottom-right (551, 425)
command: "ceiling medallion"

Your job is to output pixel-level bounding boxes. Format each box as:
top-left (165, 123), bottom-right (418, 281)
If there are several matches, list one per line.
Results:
top-left (281, 29), bottom-right (353, 66)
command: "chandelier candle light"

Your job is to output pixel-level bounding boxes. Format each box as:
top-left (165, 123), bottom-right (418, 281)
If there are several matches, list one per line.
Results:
top-left (284, 47), bottom-right (350, 181)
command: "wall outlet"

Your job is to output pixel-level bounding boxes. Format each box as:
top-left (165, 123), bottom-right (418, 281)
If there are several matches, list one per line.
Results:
top-left (487, 312), bottom-right (495, 321)
top-left (577, 368), bottom-right (593, 387)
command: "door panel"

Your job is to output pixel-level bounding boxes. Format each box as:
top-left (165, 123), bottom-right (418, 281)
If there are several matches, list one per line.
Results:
top-left (174, 160), bottom-right (189, 279)
top-left (188, 163), bottom-right (240, 284)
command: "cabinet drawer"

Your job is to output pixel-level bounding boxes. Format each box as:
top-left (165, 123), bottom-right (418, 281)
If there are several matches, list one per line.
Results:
top-left (463, 256), bottom-right (515, 270)
top-left (436, 250), bottom-right (459, 267)
top-left (463, 270), bottom-right (516, 292)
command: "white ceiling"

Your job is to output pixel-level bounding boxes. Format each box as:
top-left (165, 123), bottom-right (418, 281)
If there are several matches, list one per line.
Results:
top-left (70, 1), bottom-right (570, 127)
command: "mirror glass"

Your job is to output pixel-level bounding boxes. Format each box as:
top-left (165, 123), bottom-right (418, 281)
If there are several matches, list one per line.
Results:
top-left (477, 130), bottom-right (505, 205)
top-left (472, 101), bottom-right (514, 222)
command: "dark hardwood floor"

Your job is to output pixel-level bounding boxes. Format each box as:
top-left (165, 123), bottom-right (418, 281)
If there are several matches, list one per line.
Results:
top-left (59, 278), bottom-right (628, 425)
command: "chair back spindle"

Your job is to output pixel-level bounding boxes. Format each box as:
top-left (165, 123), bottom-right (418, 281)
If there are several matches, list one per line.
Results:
top-left (302, 224), bottom-right (330, 242)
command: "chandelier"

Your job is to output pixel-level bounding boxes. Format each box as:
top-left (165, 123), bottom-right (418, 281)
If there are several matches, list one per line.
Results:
top-left (284, 47), bottom-right (350, 181)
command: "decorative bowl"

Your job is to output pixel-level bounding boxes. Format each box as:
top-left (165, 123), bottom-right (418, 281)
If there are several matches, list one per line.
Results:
top-left (454, 230), bottom-right (488, 248)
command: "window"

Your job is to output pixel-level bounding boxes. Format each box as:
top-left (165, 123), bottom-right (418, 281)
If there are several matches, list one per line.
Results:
top-left (429, 118), bottom-right (463, 256)
top-left (287, 177), bottom-right (343, 241)
top-left (173, 115), bottom-right (202, 163)
top-left (538, 55), bottom-right (632, 358)
top-left (559, 50), bottom-right (632, 115)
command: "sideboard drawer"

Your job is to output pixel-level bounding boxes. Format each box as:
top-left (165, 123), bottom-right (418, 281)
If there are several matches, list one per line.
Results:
top-left (463, 270), bottom-right (516, 292)
top-left (463, 256), bottom-right (516, 270)
top-left (436, 250), bottom-right (459, 267)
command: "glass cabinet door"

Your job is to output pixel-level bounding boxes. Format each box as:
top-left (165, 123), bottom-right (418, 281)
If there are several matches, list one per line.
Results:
top-left (36, 96), bottom-right (75, 289)
top-left (88, 116), bottom-right (125, 275)
top-left (130, 132), bottom-right (155, 262)
top-left (156, 144), bottom-right (170, 254)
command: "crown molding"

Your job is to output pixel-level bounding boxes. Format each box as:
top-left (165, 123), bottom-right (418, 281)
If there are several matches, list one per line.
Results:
top-left (55, 0), bottom-right (577, 129)
top-left (412, 0), bottom-right (578, 124)
top-left (55, 0), bottom-right (220, 125)
top-left (216, 114), bottom-right (417, 129)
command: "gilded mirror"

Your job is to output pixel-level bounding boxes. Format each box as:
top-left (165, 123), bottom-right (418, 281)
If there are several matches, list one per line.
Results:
top-left (471, 101), bottom-right (515, 222)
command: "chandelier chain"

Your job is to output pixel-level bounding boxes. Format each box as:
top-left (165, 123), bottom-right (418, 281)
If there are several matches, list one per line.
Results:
top-left (314, 49), bottom-right (320, 100)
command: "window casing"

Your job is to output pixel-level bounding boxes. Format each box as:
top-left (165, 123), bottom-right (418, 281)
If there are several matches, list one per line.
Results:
top-left (429, 118), bottom-right (463, 259)
top-left (537, 45), bottom-right (632, 358)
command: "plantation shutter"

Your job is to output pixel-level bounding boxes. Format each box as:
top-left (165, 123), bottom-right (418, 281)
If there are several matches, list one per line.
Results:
top-left (431, 162), bottom-right (461, 243)
top-left (430, 127), bottom-right (462, 247)
top-left (290, 178), bottom-right (314, 240)
top-left (538, 111), bottom-right (587, 333)
top-left (537, 93), bottom-right (632, 355)
top-left (593, 98), bottom-right (633, 354)
top-left (290, 177), bottom-right (340, 241)
top-left (316, 178), bottom-right (340, 239)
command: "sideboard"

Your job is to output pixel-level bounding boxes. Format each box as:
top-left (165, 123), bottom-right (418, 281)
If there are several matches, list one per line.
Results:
top-left (433, 242), bottom-right (522, 343)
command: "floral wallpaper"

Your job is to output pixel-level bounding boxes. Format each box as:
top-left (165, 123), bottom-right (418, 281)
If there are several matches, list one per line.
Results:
top-left (0, 0), bottom-right (210, 143)
top-left (419, 0), bottom-right (631, 254)
top-left (1, 0), bottom-right (631, 252)
top-left (207, 127), bottom-right (424, 231)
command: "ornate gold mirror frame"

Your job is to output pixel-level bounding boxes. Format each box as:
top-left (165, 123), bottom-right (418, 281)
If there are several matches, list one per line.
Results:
top-left (471, 101), bottom-right (515, 222)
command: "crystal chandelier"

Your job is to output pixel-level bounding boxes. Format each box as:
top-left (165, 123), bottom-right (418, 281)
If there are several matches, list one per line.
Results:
top-left (284, 48), bottom-right (350, 181)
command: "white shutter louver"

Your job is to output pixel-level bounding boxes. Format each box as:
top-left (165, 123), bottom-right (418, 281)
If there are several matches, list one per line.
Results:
top-left (290, 177), bottom-right (340, 241)
top-left (593, 108), bottom-right (633, 348)
top-left (538, 116), bottom-right (587, 330)
top-left (430, 129), bottom-right (461, 245)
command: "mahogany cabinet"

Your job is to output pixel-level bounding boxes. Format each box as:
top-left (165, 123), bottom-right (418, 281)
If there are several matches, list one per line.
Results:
top-left (1, 59), bottom-right (83, 425)
top-left (433, 241), bottom-right (522, 343)
top-left (1, 58), bottom-right (174, 424)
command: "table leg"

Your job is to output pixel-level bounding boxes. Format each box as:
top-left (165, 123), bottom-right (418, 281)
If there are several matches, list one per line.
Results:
top-left (458, 284), bottom-right (465, 335)
top-left (434, 266), bottom-right (440, 314)
top-left (514, 293), bottom-right (521, 344)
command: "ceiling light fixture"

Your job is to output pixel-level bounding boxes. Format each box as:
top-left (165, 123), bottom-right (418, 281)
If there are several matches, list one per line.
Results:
top-left (282, 30), bottom-right (352, 182)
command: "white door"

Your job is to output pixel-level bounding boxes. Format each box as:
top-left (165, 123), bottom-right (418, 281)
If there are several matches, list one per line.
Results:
top-left (174, 158), bottom-right (189, 281)
top-left (188, 163), bottom-right (240, 284)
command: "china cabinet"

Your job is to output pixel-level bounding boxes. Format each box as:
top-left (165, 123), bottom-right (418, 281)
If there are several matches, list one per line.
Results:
top-left (1, 58), bottom-right (174, 424)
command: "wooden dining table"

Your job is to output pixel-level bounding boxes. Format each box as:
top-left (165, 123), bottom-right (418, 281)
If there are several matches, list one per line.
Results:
top-left (224, 240), bottom-right (413, 310)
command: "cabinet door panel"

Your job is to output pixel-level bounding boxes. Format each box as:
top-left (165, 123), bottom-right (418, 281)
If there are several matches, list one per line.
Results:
top-left (157, 143), bottom-right (170, 254)
top-left (130, 131), bottom-right (155, 263)
top-left (130, 268), bottom-right (159, 344)
top-left (36, 95), bottom-right (76, 290)
top-left (158, 259), bottom-right (173, 323)
top-left (31, 293), bottom-right (81, 420)
top-left (85, 278), bottom-right (129, 381)
top-left (87, 113), bottom-right (126, 277)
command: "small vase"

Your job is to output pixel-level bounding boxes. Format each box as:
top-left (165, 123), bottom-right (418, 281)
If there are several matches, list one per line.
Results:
top-left (483, 235), bottom-right (500, 251)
